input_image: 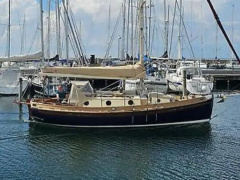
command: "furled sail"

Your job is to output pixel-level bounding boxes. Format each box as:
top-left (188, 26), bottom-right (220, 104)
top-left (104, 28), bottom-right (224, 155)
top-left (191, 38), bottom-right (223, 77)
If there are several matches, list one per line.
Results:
top-left (0, 51), bottom-right (42, 62)
top-left (41, 62), bottom-right (146, 80)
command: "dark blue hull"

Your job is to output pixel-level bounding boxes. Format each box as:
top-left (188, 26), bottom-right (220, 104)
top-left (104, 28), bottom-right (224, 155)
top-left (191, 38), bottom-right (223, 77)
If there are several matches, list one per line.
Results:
top-left (29, 98), bottom-right (213, 127)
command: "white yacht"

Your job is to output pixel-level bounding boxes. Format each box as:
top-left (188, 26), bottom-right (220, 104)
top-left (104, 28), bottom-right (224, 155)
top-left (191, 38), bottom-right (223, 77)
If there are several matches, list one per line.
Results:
top-left (166, 66), bottom-right (213, 95)
top-left (225, 61), bottom-right (240, 69)
top-left (179, 60), bottom-right (207, 69)
top-left (125, 61), bottom-right (167, 93)
top-left (0, 68), bottom-right (29, 96)
top-left (0, 51), bottom-right (42, 96)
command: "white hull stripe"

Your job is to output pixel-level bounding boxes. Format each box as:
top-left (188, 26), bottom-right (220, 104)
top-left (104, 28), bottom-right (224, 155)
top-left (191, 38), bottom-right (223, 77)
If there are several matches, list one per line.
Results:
top-left (31, 119), bottom-right (210, 128)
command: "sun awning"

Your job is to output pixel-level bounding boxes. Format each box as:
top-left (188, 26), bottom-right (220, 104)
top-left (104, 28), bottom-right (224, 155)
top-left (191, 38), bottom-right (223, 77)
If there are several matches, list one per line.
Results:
top-left (40, 62), bottom-right (146, 80)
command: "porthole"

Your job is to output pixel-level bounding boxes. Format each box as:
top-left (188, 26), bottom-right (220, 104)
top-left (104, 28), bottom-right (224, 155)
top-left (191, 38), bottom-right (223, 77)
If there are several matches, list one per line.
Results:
top-left (128, 100), bottom-right (134, 105)
top-left (157, 99), bottom-right (161, 103)
top-left (84, 101), bottom-right (89, 106)
top-left (106, 100), bottom-right (112, 106)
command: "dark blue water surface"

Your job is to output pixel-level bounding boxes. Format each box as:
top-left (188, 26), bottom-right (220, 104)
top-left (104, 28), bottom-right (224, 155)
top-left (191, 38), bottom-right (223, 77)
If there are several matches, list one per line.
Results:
top-left (0, 96), bottom-right (239, 179)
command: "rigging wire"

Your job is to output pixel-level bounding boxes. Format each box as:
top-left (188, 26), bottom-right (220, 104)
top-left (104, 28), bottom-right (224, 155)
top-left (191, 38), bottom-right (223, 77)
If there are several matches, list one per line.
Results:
top-left (176, 1), bottom-right (195, 59)
top-left (103, 6), bottom-right (123, 61)
top-left (169, 0), bottom-right (177, 59)
top-left (62, 2), bottom-right (82, 63)
top-left (69, 8), bottom-right (89, 65)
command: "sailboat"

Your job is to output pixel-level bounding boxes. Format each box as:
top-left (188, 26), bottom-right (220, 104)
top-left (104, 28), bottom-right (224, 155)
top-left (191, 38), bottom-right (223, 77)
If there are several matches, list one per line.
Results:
top-left (0, 68), bottom-right (28, 96)
top-left (0, 1), bottom-right (40, 96)
top-left (0, 52), bottom-right (41, 96)
top-left (166, 65), bottom-right (213, 95)
top-left (27, 0), bottom-right (213, 128)
top-left (225, 61), bottom-right (240, 69)
top-left (165, 0), bottom-right (213, 95)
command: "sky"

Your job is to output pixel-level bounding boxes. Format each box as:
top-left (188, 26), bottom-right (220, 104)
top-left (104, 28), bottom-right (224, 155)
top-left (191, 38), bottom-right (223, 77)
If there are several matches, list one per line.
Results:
top-left (0, 0), bottom-right (239, 60)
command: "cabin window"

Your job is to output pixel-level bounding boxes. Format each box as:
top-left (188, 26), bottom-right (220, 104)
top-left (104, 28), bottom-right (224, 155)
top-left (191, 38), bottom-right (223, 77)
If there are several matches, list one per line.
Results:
top-left (128, 100), bottom-right (134, 105)
top-left (106, 100), bottom-right (112, 106)
top-left (84, 101), bottom-right (89, 106)
top-left (157, 99), bottom-right (161, 103)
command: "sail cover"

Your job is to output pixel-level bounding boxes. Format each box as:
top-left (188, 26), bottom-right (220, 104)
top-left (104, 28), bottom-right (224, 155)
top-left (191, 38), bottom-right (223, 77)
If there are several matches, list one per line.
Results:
top-left (0, 51), bottom-right (42, 62)
top-left (40, 62), bottom-right (146, 80)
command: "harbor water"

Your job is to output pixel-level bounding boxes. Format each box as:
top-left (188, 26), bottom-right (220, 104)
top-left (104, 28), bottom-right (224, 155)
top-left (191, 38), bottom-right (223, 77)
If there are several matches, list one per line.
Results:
top-left (0, 95), bottom-right (239, 179)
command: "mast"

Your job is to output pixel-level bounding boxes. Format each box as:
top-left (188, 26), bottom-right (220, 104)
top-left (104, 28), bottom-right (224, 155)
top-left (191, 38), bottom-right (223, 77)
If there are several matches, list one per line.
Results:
top-left (64, 0), bottom-right (69, 61)
top-left (47, 0), bottom-right (51, 59)
top-left (134, 2), bottom-right (139, 64)
top-left (200, 5), bottom-right (203, 61)
top-left (139, 0), bottom-right (145, 66)
top-left (126, 0), bottom-right (130, 59)
top-left (131, 0), bottom-right (134, 63)
top-left (169, 0), bottom-right (177, 59)
top-left (190, 1), bottom-right (192, 41)
top-left (144, 2), bottom-right (147, 56)
top-left (231, 4), bottom-right (234, 60)
top-left (107, 5), bottom-right (111, 60)
top-left (62, 1), bottom-right (89, 66)
top-left (163, 0), bottom-right (166, 55)
top-left (55, 0), bottom-right (61, 58)
top-left (181, 7), bottom-right (184, 60)
top-left (121, 0), bottom-right (126, 60)
top-left (7, 0), bottom-right (10, 58)
top-left (163, 0), bottom-right (169, 58)
top-left (206, 0), bottom-right (240, 63)
top-left (148, 0), bottom-right (152, 56)
top-left (20, 14), bottom-right (25, 55)
top-left (177, 0), bottom-right (182, 60)
top-left (40, 0), bottom-right (45, 63)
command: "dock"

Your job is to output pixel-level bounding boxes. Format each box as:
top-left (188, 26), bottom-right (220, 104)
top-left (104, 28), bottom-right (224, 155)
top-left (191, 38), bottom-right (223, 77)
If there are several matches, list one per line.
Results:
top-left (202, 69), bottom-right (240, 91)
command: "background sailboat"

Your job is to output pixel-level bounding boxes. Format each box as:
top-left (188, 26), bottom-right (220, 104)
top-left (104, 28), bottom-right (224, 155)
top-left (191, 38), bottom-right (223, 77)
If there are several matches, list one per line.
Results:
top-left (0, 0), bottom-right (38, 96)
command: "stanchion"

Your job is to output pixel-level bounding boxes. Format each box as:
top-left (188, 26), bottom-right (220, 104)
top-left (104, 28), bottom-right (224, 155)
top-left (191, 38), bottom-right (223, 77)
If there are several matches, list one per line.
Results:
top-left (182, 69), bottom-right (187, 98)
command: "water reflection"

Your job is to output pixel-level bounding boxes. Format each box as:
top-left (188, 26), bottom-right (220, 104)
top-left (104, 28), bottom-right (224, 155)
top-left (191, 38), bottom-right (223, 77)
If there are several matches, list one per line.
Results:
top-left (26, 123), bottom-right (213, 179)
top-left (28, 122), bottom-right (212, 145)
top-left (18, 105), bottom-right (23, 121)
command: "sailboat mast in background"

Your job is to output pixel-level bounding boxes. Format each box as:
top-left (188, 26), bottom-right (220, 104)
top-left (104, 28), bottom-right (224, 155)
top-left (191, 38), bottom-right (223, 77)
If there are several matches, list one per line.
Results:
top-left (40, 0), bottom-right (45, 62)
top-left (55, 0), bottom-right (61, 58)
top-left (64, 0), bottom-right (69, 61)
top-left (163, 0), bottom-right (169, 58)
top-left (7, 0), bottom-right (11, 58)
top-left (177, 0), bottom-right (182, 61)
top-left (47, 0), bottom-right (51, 59)
top-left (231, 4), bottom-right (234, 60)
